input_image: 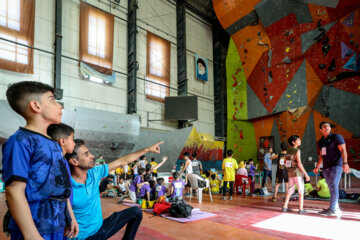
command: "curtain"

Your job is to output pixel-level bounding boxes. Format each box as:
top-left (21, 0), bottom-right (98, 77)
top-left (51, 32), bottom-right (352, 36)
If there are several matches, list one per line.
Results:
top-left (146, 32), bottom-right (170, 102)
top-left (0, 0), bottom-right (35, 73)
top-left (79, 1), bottom-right (114, 75)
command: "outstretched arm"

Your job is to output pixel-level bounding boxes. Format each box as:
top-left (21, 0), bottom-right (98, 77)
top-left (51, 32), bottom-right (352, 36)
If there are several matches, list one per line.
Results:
top-left (296, 151), bottom-right (309, 181)
top-left (108, 141), bottom-right (163, 173)
top-left (152, 156), bottom-right (168, 171)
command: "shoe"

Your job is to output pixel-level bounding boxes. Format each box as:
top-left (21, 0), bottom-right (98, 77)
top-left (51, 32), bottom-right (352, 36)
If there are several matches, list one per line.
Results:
top-left (184, 193), bottom-right (190, 197)
top-left (282, 207), bottom-right (293, 212)
top-left (272, 197), bottom-right (276, 202)
top-left (221, 196), bottom-right (227, 200)
top-left (299, 209), bottom-right (308, 214)
top-left (229, 196), bottom-right (233, 200)
top-left (318, 209), bottom-right (330, 215)
top-left (326, 209), bottom-right (342, 216)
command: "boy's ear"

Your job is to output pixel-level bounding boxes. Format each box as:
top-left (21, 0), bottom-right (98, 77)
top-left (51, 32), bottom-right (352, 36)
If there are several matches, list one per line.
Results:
top-left (29, 100), bottom-right (41, 113)
top-left (59, 137), bottom-right (66, 146)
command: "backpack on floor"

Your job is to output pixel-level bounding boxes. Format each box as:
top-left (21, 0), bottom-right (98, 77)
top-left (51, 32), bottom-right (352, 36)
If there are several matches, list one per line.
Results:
top-left (153, 201), bottom-right (172, 215)
top-left (254, 188), bottom-right (264, 195)
top-left (339, 190), bottom-right (347, 199)
top-left (169, 199), bottom-right (193, 218)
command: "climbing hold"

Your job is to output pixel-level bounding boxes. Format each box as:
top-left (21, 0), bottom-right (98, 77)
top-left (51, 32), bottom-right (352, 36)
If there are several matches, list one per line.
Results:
top-left (285, 47), bottom-right (291, 53)
top-left (328, 59), bottom-right (336, 71)
top-left (319, 64), bottom-right (326, 69)
top-left (293, 90), bottom-right (297, 94)
top-left (322, 44), bottom-right (331, 57)
top-left (289, 100), bottom-right (293, 104)
top-left (286, 95), bottom-right (291, 98)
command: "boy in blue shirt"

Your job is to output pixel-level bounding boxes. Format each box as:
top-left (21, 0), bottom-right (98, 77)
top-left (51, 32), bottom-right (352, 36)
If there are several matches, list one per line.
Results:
top-left (47, 123), bottom-right (79, 238)
top-left (2, 81), bottom-right (76, 240)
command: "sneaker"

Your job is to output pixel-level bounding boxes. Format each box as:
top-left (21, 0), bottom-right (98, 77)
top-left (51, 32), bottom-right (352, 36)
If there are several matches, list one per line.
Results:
top-left (272, 197), bottom-right (276, 202)
top-left (221, 196), bottom-right (227, 200)
top-left (229, 196), bottom-right (233, 200)
top-left (184, 193), bottom-right (190, 197)
top-left (282, 207), bottom-right (293, 212)
top-left (327, 209), bottom-right (342, 216)
top-left (318, 209), bottom-right (330, 215)
top-left (299, 209), bottom-right (308, 214)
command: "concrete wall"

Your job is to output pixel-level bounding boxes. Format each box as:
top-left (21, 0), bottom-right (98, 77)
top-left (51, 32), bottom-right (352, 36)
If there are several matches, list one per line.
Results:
top-left (0, 0), bottom-right (215, 135)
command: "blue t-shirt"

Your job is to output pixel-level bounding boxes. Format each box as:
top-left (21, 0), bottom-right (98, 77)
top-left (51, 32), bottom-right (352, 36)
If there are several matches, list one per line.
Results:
top-left (71, 164), bottom-right (108, 240)
top-left (263, 153), bottom-right (272, 170)
top-left (2, 128), bottom-right (71, 235)
top-left (318, 133), bottom-right (345, 168)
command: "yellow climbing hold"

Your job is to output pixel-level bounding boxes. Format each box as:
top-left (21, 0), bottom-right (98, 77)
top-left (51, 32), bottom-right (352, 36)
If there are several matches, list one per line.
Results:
top-left (287, 95), bottom-right (291, 98)
top-left (285, 47), bottom-right (291, 53)
top-left (289, 100), bottom-right (293, 104)
top-left (293, 90), bottom-right (297, 93)
top-left (358, 85), bottom-right (360, 89)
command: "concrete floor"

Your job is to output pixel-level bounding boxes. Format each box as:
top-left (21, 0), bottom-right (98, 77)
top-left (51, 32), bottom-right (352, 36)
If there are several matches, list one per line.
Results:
top-left (1, 179), bottom-right (360, 240)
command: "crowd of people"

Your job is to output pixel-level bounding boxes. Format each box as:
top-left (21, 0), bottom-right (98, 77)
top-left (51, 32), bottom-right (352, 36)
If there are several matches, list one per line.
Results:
top-left (1, 81), bottom-right (350, 240)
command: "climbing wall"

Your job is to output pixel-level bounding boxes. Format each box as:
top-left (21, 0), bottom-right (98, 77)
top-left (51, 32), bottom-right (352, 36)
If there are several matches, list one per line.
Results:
top-left (214, 0), bottom-right (360, 168)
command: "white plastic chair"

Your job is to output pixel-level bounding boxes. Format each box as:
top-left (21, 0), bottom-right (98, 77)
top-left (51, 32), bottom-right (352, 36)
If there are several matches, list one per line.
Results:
top-left (189, 178), bottom-right (213, 203)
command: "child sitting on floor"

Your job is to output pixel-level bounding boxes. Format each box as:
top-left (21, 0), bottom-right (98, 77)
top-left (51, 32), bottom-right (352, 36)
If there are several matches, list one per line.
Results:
top-left (309, 172), bottom-right (330, 198)
top-left (137, 174), bottom-right (152, 202)
top-left (170, 172), bottom-right (186, 200)
top-left (304, 177), bottom-right (313, 198)
top-left (118, 177), bottom-right (128, 196)
top-left (210, 174), bottom-right (221, 194)
top-left (154, 178), bottom-right (168, 200)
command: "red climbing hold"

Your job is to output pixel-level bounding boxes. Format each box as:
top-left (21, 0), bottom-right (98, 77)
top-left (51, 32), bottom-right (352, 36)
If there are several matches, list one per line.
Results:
top-left (239, 130), bottom-right (244, 139)
top-left (232, 74), bottom-right (238, 87)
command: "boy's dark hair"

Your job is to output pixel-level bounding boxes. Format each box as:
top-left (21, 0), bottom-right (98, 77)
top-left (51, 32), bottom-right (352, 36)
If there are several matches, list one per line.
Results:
top-left (157, 178), bottom-right (164, 185)
top-left (151, 158), bottom-right (155, 161)
top-left (248, 158), bottom-right (253, 163)
top-left (184, 152), bottom-right (190, 157)
top-left (119, 176), bottom-right (124, 181)
top-left (47, 123), bottom-right (74, 141)
top-left (192, 152), bottom-right (197, 158)
top-left (197, 58), bottom-right (206, 69)
top-left (146, 163), bottom-right (152, 171)
top-left (205, 171), bottom-right (211, 178)
top-left (140, 155), bottom-right (146, 160)
top-left (149, 180), bottom-right (156, 188)
top-left (173, 171), bottom-right (180, 179)
top-left (65, 139), bottom-right (86, 161)
top-left (319, 121), bottom-right (335, 129)
top-left (288, 135), bottom-right (300, 147)
top-left (99, 154), bottom-right (103, 158)
top-left (280, 142), bottom-right (289, 151)
top-left (138, 168), bottom-right (146, 175)
top-left (320, 171), bottom-right (324, 178)
top-left (6, 81), bottom-right (54, 117)
top-left (304, 177), bottom-right (310, 184)
top-left (144, 174), bottom-right (151, 182)
top-left (211, 174), bottom-right (216, 180)
top-left (227, 149), bottom-right (233, 156)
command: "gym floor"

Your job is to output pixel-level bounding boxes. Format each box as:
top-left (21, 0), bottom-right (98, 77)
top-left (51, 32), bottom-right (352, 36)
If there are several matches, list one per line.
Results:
top-left (1, 179), bottom-right (360, 240)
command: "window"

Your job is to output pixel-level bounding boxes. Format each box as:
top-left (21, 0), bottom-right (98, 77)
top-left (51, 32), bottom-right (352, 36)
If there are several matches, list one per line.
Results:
top-left (0, 0), bottom-right (34, 73)
top-left (79, 2), bottom-right (114, 75)
top-left (146, 32), bottom-right (170, 102)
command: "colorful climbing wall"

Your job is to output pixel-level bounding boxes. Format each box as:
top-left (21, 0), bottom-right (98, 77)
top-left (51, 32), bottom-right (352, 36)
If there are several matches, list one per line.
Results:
top-left (178, 127), bottom-right (224, 170)
top-left (214, 0), bottom-right (360, 169)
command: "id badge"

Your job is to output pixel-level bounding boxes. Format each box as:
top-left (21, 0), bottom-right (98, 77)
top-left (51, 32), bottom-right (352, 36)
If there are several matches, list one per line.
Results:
top-left (321, 147), bottom-right (327, 156)
top-left (174, 182), bottom-right (182, 189)
top-left (285, 160), bottom-right (292, 168)
top-left (225, 162), bottom-right (233, 168)
top-left (279, 157), bottom-right (285, 165)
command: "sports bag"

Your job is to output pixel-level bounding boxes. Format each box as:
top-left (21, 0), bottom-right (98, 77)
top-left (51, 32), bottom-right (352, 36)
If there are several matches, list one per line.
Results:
top-left (153, 201), bottom-right (172, 215)
top-left (169, 199), bottom-right (193, 218)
